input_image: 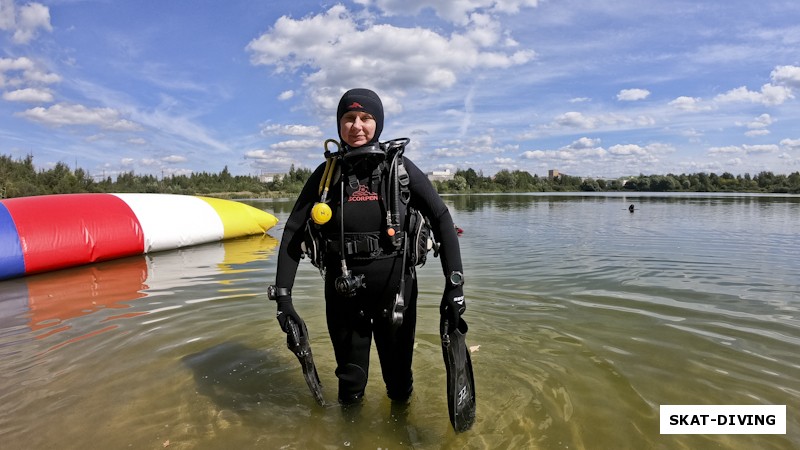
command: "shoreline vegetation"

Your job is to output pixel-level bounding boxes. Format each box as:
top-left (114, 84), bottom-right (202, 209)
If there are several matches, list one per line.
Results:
top-left (2, 154), bottom-right (799, 199)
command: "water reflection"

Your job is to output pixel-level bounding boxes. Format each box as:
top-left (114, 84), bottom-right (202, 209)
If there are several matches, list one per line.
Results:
top-left (445, 191), bottom-right (800, 212)
top-left (0, 234), bottom-right (278, 351)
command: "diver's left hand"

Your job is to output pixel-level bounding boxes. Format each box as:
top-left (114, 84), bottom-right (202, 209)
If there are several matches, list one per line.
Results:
top-left (440, 285), bottom-right (466, 332)
top-left (275, 296), bottom-right (303, 334)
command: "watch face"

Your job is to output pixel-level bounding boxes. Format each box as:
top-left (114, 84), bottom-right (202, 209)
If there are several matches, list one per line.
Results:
top-left (450, 272), bottom-right (463, 285)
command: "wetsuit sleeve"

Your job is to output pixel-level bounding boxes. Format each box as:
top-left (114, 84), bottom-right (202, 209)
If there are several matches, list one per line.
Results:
top-left (274, 163), bottom-right (327, 290)
top-left (403, 157), bottom-right (463, 277)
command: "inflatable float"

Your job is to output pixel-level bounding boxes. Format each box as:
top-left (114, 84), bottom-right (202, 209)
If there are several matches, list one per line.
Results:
top-left (0, 193), bottom-right (278, 280)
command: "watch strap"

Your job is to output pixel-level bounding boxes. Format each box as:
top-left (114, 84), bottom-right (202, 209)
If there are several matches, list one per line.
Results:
top-left (268, 285), bottom-right (292, 300)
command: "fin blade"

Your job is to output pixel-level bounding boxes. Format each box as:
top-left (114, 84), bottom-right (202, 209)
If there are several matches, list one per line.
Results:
top-left (441, 318), bottom-right (476, 432)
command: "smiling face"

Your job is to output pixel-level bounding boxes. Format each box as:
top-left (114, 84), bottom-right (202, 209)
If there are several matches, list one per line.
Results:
top-left (339, 111), bottom-right (377, 148)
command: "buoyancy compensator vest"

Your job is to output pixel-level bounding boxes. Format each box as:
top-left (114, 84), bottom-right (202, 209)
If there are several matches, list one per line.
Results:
top-left (300, 138), bottom-right (439, 279)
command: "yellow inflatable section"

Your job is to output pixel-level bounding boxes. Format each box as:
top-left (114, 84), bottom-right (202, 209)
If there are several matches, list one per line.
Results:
top-left (199, 197), bottom-right (279, 239)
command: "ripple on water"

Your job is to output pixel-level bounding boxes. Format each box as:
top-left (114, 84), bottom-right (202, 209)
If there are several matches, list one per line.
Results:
top-left (2, 195), bottom-right (799, 449)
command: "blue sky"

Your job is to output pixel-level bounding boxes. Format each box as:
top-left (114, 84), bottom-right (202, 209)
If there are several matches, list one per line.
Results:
top-left (2, 0), bottom-right (800, 179)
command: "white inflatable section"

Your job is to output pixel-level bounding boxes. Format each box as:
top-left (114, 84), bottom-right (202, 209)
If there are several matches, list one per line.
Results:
top-left (112, 194), bottom-right (225, 253)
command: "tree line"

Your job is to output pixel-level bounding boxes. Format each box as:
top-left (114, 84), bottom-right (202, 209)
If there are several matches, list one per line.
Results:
top-left (433, 168), bottom-right (800, 194)
top-left (2, 154), bottom-right (799, 199)
top-left (0, 154), bottom-right (313, 199)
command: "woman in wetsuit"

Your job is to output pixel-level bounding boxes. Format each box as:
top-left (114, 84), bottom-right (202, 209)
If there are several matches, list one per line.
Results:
top-left (270, 88), bottom-right (466, 405)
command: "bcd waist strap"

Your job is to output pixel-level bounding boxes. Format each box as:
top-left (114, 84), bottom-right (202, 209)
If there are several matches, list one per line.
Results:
top-left (326, 234), bottom-right (392, 258)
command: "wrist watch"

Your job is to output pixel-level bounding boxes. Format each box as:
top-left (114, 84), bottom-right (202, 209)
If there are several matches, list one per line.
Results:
top-left (267, 285), bottom-right (291, 300)
top-left (448, 271), bottom-right (464, 287)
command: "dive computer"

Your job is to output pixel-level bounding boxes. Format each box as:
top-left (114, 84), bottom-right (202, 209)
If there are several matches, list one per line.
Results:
top-left (448, 271), bottom-right (464, 287)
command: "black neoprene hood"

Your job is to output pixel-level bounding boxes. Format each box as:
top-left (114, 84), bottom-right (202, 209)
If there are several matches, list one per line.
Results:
top-left (336, 88), bottom-right (384, 146)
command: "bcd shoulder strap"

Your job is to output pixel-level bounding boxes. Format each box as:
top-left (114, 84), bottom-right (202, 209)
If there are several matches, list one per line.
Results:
top-left (396, 154), bottom-right (410, 204)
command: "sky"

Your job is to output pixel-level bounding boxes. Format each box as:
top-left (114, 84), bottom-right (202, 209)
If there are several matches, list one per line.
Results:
top-left (2, 0), bottom-right (800, 180)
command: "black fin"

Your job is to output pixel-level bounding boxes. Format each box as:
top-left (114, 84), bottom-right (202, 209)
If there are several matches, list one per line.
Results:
top-left (286, 317), bottom-right (326, 406)
top-left (441, 317), bottom-right (476, 432)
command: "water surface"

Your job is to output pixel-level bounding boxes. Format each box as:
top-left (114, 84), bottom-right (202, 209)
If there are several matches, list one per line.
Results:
top-left (1, 193), bottom-right (798, 449)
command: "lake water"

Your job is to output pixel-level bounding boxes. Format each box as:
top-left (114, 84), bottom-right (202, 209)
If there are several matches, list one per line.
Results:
top-left (0, 193), bottom-right (798, 449)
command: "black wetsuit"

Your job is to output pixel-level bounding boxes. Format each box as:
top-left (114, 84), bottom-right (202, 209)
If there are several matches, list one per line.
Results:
top-left (275, 153), bottom-right (463, 402)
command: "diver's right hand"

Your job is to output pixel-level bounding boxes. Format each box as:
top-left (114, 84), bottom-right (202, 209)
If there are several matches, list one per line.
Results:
top-left (276, 296), bottom-right (303, 333)
top-left (440, 285), bottom-right (466, 333)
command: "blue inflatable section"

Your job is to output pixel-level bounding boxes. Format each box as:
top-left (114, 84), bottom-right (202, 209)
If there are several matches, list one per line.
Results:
top-left (0, 204), bottom-right (25, 280)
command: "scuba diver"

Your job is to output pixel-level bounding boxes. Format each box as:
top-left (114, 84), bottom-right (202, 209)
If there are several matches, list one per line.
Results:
top-left (269, 88), bottom-right (466, 406)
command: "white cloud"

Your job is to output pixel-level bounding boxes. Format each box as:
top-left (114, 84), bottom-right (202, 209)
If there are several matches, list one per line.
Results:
top-left (779, 138), bottom-right (800, 150)
top-left (569, 97), bottom-right (590, 103)
top-left (127, 137), bottom-right (147, 145)
top-left (0, 1), bottom-right (52, 44)
top-left (617, 88), bottom-right (650, 101)
top-left (771, 65), bottom-right (800, 88)
top-left (758, 84), bottom-right (795, 106)
top-left (518, 140), bottom-right (670, 177)
top-left (708, 146), bottom-right (742, 155)
top-left (361, 0), bottom-right (540, 24)
top-left (16, 103), bottom-right (142, 131)
top-left (278, 90), bottom-right (294, 101)
top-left (246, 5), bottom-right (534, 108)
top-left (669, 96), bottom-right (713, 111)
top-left (0, 56), bottom-right (60, 89)
top-left (0, 56), bottom-right (34, 72)
top-left (681, 128), bottom-right (703, 139)
top-left (493, 157), bottom-right (516, 165)
top-left (465, 13), bottom-right (503, 47)
top-left (746, 113), bottom-right (773, 129)
top-left (568, 137), bottom-right (601, 149)
top-left (21, 69), bottom-right (60, 84)
top-left (244, 149), bottom-right (270, 159)
top-left (261, 124), bottom-right (323, 137)
top-left (555, 111), bottom-right (598, 129)
top-left (714, 84), bottom-right (794, 106)
top-left (433, 146), bottom-right (471, 158)
top-left (741, 113), bottom-right (774, 137)
top-left (742, 144), bottom-right (778, 154)
top-left (244, 149), bottom-right (292, 162)
top-left (608, 144), bottom-right (647, 156)
top-left (244, 149), bottom-right (298, 166)
top-left (550, 111), bottom-right (654, 131)
top-left (162, 155), bottom-right (188, 163)
top-left (0, 0), bottom-right (15, 30)
top-left (269, 139), bottom-right (320, 151)
top-left (521, 150), bottom-right (545, 159)
top-left (726, 157), bottom-right (743, 167)
top-left (670, 75), bottom-right (794, 113)
top-left (2, 87), bottom-right (52, 102)
top-left (431, 134), bottom-right (510, 158)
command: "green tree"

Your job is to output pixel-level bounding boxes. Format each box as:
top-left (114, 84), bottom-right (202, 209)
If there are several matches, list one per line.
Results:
top-left (493, 170), bottom-right (516, 192)
top-left (446, 175), bottom-right (468, 191)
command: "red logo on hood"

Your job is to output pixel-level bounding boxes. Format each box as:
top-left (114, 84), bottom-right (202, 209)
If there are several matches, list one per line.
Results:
top-left (347, 102), bottom-right (363, 110)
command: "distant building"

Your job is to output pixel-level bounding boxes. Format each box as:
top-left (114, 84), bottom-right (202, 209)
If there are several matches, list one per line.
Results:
top-left (579, 176), bottom-right (630, 187)
top-left (427, 169), bottom-right (454, 182)
top-left (259, 172), bottom-right (284, 183)
top-left (548, 169), bottom-right (560, 180)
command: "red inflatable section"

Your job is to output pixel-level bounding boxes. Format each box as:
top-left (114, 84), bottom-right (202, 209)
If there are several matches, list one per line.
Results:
top-left (5, 194), bottom-right (145, 275)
